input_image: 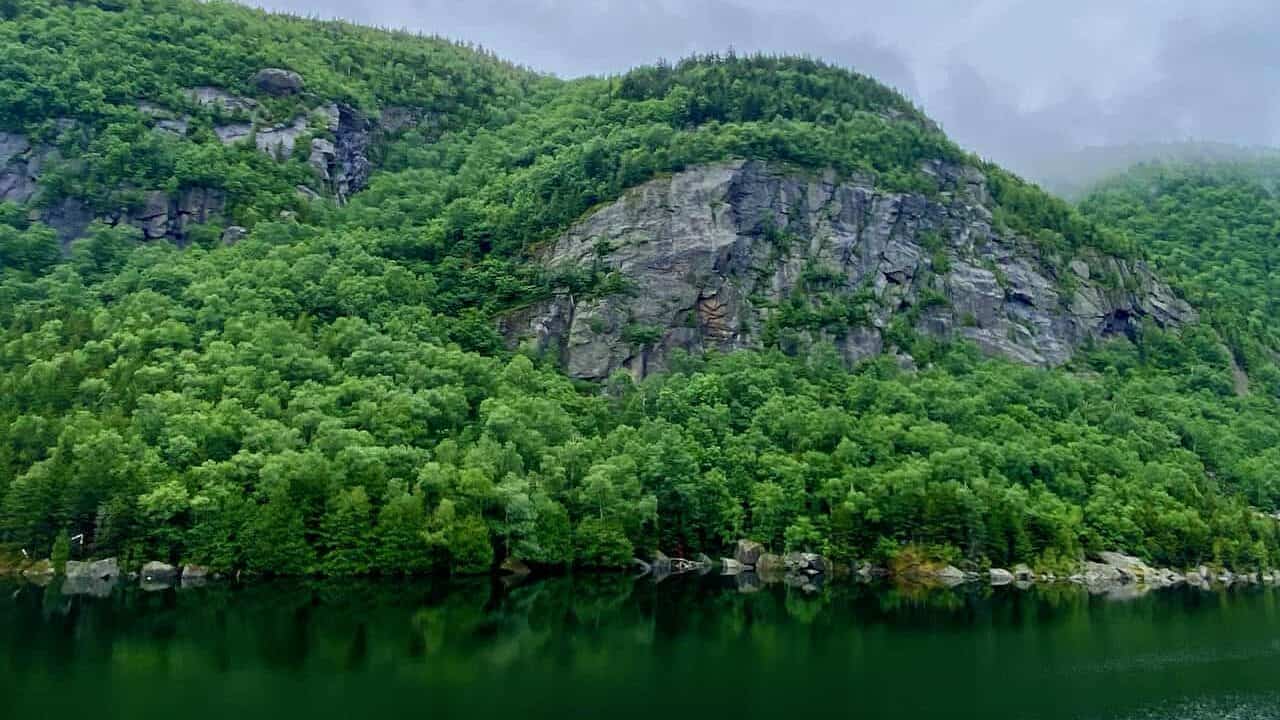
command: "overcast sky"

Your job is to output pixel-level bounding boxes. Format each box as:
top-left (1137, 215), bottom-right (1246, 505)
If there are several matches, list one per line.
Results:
top-left (241, 1), bottom-right (1280, 178)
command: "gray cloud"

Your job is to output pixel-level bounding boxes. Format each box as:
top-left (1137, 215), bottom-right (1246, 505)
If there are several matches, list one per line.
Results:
top-left (242, 0), bottom-right (1280, 183)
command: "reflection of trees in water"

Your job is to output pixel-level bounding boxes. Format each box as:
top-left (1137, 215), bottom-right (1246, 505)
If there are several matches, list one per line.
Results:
top-left (1, 576), bottom-right (1267, 682)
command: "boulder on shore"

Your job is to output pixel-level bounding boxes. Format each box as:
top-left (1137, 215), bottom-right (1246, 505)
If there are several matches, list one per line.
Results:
top-left (141, 561), bottom-right (177, 584)
top-left (651, 551), bottom-right (672, 577)
top-left (1082, 561), bottom-right (1124, 592)
top-left (756, 553), bottom-right (785, 577)
top-left (989, 568), bottom-right (1014, 586)
top-left (65, 557), bottom-right (120, 580)
top-left (695, 553), bottom-right (715, 574)
top-left (935, 565), bottom-right (970, 587)
top-left (734, 539), bottom-right (764, 568)
top-left (720, 558), bottom-right (743, 575)
top-left (784, 552), bottom-right (830, 575)
top-left (182, 564), bottom-right (211, 581)
top-left (1013, 564), bottom-right (1034, 582)
top-left (499, 557), bottom-right (531, 576)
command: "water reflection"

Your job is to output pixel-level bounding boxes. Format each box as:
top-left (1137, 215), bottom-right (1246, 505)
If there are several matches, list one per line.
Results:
top-left (3, 574), bottom-right (1280, 720)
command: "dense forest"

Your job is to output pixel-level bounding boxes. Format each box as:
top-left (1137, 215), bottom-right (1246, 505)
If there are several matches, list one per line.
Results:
top-left (2, 0), bottom-right (1279, 577)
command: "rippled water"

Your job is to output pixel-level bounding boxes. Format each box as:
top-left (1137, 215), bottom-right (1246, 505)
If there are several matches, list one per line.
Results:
top-left (3, 575), bottom-right (1280, 719)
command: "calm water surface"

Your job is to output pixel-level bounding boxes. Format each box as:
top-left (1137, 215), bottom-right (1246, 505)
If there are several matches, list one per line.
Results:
top-left (3, 574), bottom-right (1280, 719)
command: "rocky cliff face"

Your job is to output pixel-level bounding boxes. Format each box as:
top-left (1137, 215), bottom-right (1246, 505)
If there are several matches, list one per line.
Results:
top-left (2, 69), bottom-right (416, 246)
top-left (506, 160), bottom-right (1195, 379)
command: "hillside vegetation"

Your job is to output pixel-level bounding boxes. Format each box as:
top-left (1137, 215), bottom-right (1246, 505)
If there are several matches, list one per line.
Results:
top-left (1, 0), bottom-right (1278, 576)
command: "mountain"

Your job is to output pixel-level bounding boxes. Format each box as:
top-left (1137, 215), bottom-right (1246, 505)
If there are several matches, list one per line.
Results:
top-left (1, 0), bottom-right (1278, 579)
top-left (1080, 157), bottom-right (1280, 392)
top-left (1029, 142), bottom-right (1280, 200)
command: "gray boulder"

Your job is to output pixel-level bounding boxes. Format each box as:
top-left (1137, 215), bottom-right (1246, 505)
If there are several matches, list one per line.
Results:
top-left (734, 540), bottom-right (764, 568)
top-left (1095, 551), bottom-right (1155, 583)
top-left (695, 553), bottom-right (715, 574)
top-left (756, 553), bottom-right (785, 581)
top-left (1013, 564), bottom-right (1035, 582)
top-left (65, 558), bottom-right (119, 580)
top-left (651, 551), bottom-right (672, 578)
top-left (252, 68), bottom-right (304, 96)
top-left (310, 138), bottom-right (336, 180)
top-left (989, 568), bottom-right (1014, 586)
top-left (498, 557), bottom-right (531, 576)
top-left (214, 123), bottom-right (253, 145)
top-left (141, 561), bottom-right (177, 584)
top-left (935, 565), bottom-right (970, 587)
top-left (1082, 561), bottom-right (1125, 592)
top-left (222, 225), bottom-right (248, 245)
top-left (783, 552), bottom-right (830, 575)
top-left (186, 87), bottom-right (258, 114)
top-left (720, 558), bottom-right (743, 575)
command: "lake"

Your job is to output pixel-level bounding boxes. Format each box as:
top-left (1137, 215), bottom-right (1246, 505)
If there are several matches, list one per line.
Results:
top-left (3, 574), bottom-right (1280, 719)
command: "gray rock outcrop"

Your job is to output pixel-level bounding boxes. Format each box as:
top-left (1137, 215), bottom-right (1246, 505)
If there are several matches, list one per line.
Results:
top-left (252, 68), bottom-right (305, 96)
top-left (989, 568), bottom-right (1014, 585)
top-left (141, 561), bottom-right (177, 584)
top-left (186, 87), bottom-right (259, 114)
top-left (507, 160), bottom-right (1196, 379)
top-left (734, 539), bottom-right (765, 568)
top-left (101, 187), bottom-right (226, 245)
top-left (934, 565), bottom-right (972, 587)
top-left (65, 558), bottom-right (119, 580)
top-left (0, 131), bottom-right (42, 203)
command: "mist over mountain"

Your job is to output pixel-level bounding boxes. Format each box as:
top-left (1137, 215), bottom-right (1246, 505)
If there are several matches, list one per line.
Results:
top-left (241, 0), bottom-right (1280, 189)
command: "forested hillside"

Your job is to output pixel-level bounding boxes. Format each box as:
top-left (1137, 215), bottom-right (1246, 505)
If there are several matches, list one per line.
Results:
top-left (1081, 159), bottom-right (1280, 383)
top-left (2, 0), bottom-right (1279, 577)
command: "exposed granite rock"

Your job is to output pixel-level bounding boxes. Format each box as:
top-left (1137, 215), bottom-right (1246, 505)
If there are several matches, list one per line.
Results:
top-left (252, 68), bottom-right (305, 96)
top-left (0, 131), bottom-right (53, 204)
top-left (138, 102), bottom-right (191, 136)
top-left (1081, 561), bottom-right (1124, 592)
top-left (756, 553), bottom-right (785, 581)
top-left (65, 558), bottom-right (119, 580)
top-left (96, 187), bottom-right (226, 245)
top-left (41, 197), bottom-right (95, 246)
top-left (934, 565), bottom-right (973, 587)
top-left (214, 123), bottom-right (254, 145)
top-left (309, 137), bottom-right (336, 179)
top-left (256, 115), bottom-right (310, 159)
top-left (221, 225), bottom-right (248, 245)
top-left (63, 558), bottom-right (120, 597)
top-left (186, 87), bottom-right (258, 114)
top-left (508, 160), bottom-right (1196, 379)
top-left (141, 561), bottom-right (178, 584)
top-left (989, 568), bottom-right (1014, 585)
top-left (784, 552), bottom-right (829, 575)
top-left (329, 104), bottom-right (373, 201)
top-left (180, 561), bottom-right (209, 584)
top-left (734, 539), bottom-right (765, 568)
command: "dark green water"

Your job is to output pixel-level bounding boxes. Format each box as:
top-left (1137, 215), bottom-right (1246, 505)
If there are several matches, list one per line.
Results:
top-left (3, 575), bottom-right (1280, 719)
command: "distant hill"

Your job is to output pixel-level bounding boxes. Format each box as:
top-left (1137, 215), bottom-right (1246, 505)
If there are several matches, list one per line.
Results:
top-left (1029, 142), bottom-right (1280, 199)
